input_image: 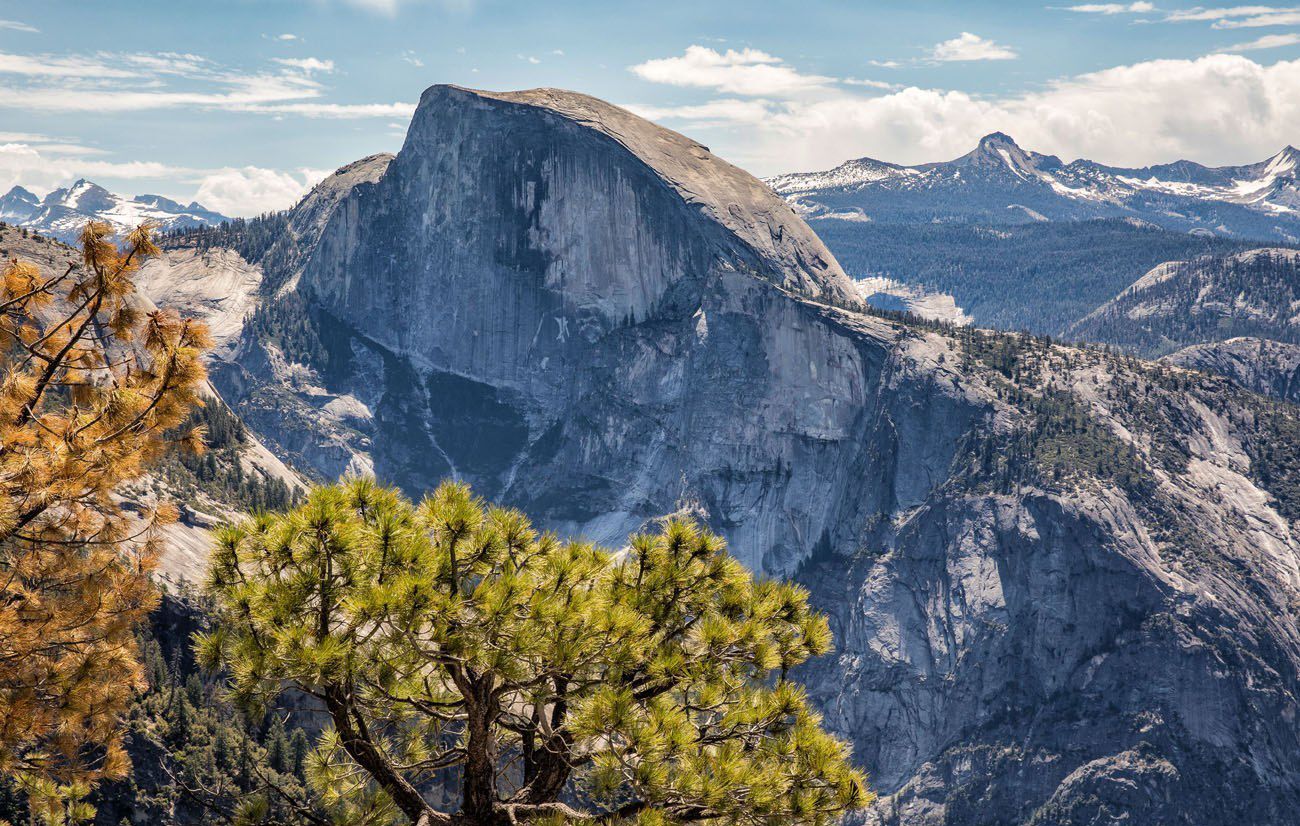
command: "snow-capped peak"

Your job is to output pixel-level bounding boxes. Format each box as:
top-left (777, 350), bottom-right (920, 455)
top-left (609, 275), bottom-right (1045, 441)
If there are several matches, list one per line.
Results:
top-left (978, 131), bottom-right (1019, 151)
top-left (962, 132), bottom-right (1052, 180)
top-left (1261, 145), bottom-right (1299, 178)
top-left (765, 135), bottom-right (1300, 235)
top-left (764, 155), bottom-right (911, 194)
top-left (1, 179), bottom-right (229, 243)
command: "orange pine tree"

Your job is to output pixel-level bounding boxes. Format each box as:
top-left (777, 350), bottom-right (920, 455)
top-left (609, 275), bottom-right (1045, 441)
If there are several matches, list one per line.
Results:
top-left (0, 222), bottom-right (210, 817)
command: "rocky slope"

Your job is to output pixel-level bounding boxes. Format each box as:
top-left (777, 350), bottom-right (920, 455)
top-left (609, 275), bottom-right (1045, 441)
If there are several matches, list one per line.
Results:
top-left (0, 179), bottom-right (228, 244)
top-left (0, 225), bottom-right (302, 584)
top-left (179, 84), bottom-right (1300, 825)
top-left (768, 133), bottom-right (1300, 240)
top-left (1066, 247), bottom-right (1300, 356)
top-left (1164, 337), bottom-right (1300, 404)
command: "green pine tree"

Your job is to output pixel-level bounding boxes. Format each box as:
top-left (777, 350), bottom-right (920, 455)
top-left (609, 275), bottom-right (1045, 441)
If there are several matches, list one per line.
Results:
top-left (197, 478), bottom-right (872, 826)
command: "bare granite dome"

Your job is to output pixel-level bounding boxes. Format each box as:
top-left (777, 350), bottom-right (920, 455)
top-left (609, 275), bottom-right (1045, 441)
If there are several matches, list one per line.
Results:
top-left (459, 86), bottom-right (856, 304)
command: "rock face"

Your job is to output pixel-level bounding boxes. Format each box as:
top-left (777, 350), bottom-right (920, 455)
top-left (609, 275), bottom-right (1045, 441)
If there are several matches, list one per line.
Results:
top-left (203, 85), bottom-right (1300, 824)
top-left (1164, 337), bottom-right (1300, 403)
top-left (135, 247), bottom-right (263, 356)
top-left (0, 225), bottom-right (303, 584)
top-left (304, 86), bottom-right (855, 382)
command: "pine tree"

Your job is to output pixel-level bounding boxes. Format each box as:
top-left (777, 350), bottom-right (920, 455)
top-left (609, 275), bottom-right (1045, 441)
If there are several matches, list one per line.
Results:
top-left (0, 222), bottom-right (210, 816)
top-left (198, 478), bottom-right (872, 825)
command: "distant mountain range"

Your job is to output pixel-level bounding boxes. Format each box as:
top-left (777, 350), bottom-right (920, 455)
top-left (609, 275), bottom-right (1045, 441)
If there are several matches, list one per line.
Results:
top-left (767, 133), bottom-right (1300, 241)
top-left (0, 179), bottom-right (229, 243)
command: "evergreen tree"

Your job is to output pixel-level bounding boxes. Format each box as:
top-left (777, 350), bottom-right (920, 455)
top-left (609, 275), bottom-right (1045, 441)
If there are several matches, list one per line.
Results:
top-left (0, 222), bottom-right (210, 819)
top-left (198, 479), bottom-right (871, 826)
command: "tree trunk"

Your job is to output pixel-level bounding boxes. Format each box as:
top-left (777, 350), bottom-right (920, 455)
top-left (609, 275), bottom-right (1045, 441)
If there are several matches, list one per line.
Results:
top-left (323, 683), bottom-right (449, 825)
top-left (461, 687), bottom-right (501, 824)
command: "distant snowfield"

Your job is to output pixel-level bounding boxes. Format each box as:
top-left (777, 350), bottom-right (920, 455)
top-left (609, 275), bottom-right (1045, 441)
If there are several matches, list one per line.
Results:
top-left (855, 275), bottom-right (972, 326)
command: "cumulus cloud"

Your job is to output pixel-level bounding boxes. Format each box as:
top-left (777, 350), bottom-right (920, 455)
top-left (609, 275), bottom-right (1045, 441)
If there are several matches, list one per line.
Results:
top-left (194, 166), bottom-right (331, 216)
top-left (630, 46), bottom-right (835, 96)
top-left (929, 33), bottom-right (1018, 62)
top-left (630, 50), bottom-right (1300, 174)
top-left (1061, 2), bottom-right (1155, 12)
top-left (625, 99), bottom-right (780, 129)
top-left (0, 134), bottom-right (194, 196)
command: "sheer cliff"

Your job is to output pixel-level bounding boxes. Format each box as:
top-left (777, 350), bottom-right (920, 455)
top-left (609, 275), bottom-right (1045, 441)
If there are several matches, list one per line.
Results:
top-left (199, 85), bottom-right (1300, 825)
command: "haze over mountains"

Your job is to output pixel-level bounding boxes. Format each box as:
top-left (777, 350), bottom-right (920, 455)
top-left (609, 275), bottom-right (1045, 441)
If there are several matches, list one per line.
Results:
top-left (0, 179), bottom-right (228, 243)
top-left (77, 84), bottom-right (1297, 826)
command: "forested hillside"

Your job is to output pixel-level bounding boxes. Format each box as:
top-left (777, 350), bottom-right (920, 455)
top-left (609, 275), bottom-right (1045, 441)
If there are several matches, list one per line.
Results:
top-left (1068, 248), bottom-right (1300, 356)
top-left (813, 219), bottom-right (1281, 334)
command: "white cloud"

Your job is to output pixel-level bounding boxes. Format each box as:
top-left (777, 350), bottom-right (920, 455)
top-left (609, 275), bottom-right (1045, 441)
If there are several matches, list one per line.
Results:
top-left (929, 32), bottom-right (1018, 62)
top-left (0, 50), bottom-right (405, 118)
top-left (194, 166), bottom-right (331, 216)
top-left (1062, 2), bottom-right (1155, 12)
top-left (630, 45), bottom-right (835, 96)
top-left (1217, 10), bottom-right (1300, 26)
top-left (401, 50), bottom-right (424, 67)
top-left (1164, 5), bottom-right (1300, 26)
top-left (631, 51), bottom-right (1300, 174)
top-left (271, 57), bottom-right (335, 73)
top-left (625, 99), bottom-right (779, 129)
top-left (0, 135), bottom-right (194, 196)
top-left (0, 52), bottom-right (141, 78)
top-left (0, 131), bottom-right (343, 218)
top-left (0, 20), bottom-right (38, 33)
top-left (1165, 6), bottom-right (1283, 21)
top-left (1221, 31), bottom-right (1300, 48)
top-left (843, 77), bottom-right (902, 90)
top-left (0, 74), bottom-right (323, 113)
top-left (869, 59), bottom-right (903, 68)
top-left (233, 101), bottom-right (416, 118)
top-left (275, 33), bottom-right (299, 41)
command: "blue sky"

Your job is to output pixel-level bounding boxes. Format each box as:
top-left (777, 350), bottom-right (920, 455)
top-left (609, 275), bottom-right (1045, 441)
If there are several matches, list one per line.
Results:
top-left (4, 0), bottom-right (1300, 214)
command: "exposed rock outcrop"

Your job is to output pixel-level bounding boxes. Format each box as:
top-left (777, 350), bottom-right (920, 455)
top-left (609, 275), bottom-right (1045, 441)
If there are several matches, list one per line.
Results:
top-left (0, 225), bottom-right (303, 584)
top-left (1067, 247), bottom-right (1300, 356)
top-left (1164, 337), bottom-right (1300, 404)
top-left (135, 246), bottom-right (262, 356)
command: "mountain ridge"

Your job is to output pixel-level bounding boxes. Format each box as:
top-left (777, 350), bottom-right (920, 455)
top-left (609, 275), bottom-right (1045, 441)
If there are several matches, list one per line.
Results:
top-left (767, 133), bottom-right (1300, 240)
top-left (0, 177), bottom-right (229, 243)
